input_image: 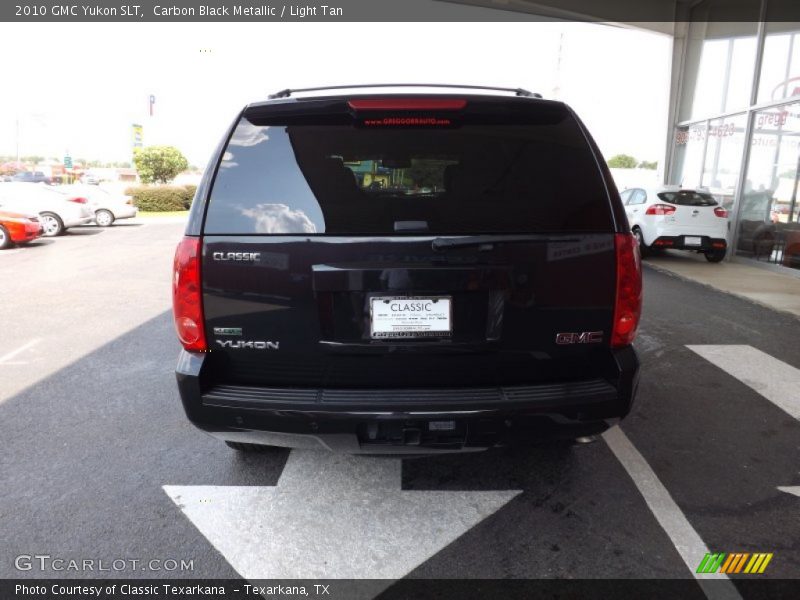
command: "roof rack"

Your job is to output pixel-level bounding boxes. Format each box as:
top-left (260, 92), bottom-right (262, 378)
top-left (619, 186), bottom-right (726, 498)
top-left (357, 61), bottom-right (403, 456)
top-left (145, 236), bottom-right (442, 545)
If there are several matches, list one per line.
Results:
top-left (267, 84), bottom-right (542, 100)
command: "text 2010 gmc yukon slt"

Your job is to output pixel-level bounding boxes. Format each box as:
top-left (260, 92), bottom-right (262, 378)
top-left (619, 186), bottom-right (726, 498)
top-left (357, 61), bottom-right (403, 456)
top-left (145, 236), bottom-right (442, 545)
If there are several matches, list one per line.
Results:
top-left (172, 84), bottom-right (642, 454)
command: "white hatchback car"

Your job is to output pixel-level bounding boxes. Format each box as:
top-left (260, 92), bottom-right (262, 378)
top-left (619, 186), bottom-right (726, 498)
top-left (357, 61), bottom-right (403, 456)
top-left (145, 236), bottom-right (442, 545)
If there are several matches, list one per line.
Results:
top-left (58, 184), bottom-right (138, 227)
top-left (621, 186), bottom-right (729, 262)
top-left (0, 183), bottom-right (94, 236)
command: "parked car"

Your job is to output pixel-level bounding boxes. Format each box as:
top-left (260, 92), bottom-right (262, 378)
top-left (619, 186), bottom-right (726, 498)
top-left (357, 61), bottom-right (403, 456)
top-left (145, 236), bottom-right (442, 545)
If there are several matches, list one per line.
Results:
top-left (0, 207), bottom-right (42, 249)
top-left (0, 183), bottom-right (93, 236)
top-left (172, 84), bottom-right (642, 454)
top-left (11, 171), bottom-right (51, 184)
top-left (81, 173), bottom-right (102, 185)
top-left (58, 184), bottom-right (138, 226)
top-left (622, 186), bottom-right (729, 262)
top-left (770, 203), bottom-right (791, 223)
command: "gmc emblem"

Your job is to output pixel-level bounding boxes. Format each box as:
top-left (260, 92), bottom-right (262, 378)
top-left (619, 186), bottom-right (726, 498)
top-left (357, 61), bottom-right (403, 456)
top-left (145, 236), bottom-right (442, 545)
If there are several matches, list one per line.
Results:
top-left (555, 331), bottom-right (604, 345)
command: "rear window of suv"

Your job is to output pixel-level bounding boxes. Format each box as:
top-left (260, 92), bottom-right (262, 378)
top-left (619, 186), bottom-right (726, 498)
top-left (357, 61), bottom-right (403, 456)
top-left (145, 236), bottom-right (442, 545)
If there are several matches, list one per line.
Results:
top-left (204, 106), bottom-right (613, 235)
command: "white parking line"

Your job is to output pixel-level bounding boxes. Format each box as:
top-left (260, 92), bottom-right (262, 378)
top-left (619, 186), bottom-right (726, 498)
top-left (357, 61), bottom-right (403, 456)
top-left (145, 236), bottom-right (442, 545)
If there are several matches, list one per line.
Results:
top-left (604, 427), bottom-right (742, 600)
top-left (687, 345), bottom-right (800, 421)
top-left (778, 486), bottom-right (800, 497)
top-left (0, 338), bottom-right (41, 365)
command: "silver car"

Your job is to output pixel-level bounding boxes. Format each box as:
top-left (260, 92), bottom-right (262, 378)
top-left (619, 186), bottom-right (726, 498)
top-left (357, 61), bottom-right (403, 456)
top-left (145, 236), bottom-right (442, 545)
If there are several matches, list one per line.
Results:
top-left (0, 183), bottom-right (94, 236)
top-left (58, 184), bottom-right (138, 227)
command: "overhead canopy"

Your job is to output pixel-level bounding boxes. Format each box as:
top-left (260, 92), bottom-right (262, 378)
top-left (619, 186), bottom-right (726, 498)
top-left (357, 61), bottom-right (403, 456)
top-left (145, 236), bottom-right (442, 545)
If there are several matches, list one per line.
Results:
top-left (442, 0), bottom-right (685, 34)
top-left (441, 0), bottom-right (793, 36)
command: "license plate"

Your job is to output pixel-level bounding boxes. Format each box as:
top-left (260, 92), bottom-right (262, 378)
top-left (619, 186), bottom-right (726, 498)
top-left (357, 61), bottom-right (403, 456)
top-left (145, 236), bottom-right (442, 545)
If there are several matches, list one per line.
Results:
top-left (370, 296), bottom-right (452, 339)
top-left (685, 236), bottom-right (702, 246)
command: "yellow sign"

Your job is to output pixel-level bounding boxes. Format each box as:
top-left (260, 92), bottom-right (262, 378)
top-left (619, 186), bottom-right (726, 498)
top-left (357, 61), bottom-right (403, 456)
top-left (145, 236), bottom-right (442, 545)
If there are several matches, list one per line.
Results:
top-left (132, 124), bottom-right (143, 148)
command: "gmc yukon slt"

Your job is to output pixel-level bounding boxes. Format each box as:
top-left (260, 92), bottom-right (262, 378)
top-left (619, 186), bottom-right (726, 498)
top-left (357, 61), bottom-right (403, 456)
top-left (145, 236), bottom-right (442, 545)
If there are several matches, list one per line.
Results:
top-left (172, 84), bottom-right (642, 454)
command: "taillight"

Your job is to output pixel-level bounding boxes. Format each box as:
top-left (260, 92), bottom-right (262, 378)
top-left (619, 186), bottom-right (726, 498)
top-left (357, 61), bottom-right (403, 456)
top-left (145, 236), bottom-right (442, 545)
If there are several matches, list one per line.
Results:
top-left (714, 206), bottom-right (728, 218)
top-left (172, 237), bottom-right (206, 352)
top-left (645, 204), bottom-right (676, 216)
top-left (611, 233), bottom-right (642, 348)
top-left (347, 99), bottom-right (467, 111)
top-left (68, 196), bottom-right (88, 204)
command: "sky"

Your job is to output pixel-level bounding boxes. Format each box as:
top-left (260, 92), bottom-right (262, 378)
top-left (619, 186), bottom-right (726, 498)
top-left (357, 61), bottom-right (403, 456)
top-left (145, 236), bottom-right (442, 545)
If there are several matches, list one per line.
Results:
top-left (0, 21), bottom-right (671, 168)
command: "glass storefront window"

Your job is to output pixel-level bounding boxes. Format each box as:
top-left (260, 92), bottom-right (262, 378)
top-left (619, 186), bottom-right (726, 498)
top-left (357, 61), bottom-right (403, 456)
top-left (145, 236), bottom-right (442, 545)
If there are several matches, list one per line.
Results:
top-left (679, 17), bottom-right (759, 120)
top-left (672, 123), bottom-right (707, 189)
top-left (757, 26), bottom-right (800, 104)
top-left (669, 1), bottom-right (800, 272)
top-left (692, 34), bottom-right (757, 117)
top-left (701, 113), bottom-right (748, 210)
top-left (736, 101), bottom-right (800, 269)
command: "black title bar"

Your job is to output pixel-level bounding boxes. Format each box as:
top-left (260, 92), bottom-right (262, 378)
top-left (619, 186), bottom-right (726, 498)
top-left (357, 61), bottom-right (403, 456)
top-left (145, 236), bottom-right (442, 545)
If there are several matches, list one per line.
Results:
top-left (4, 579), bottom-right (800, 600)
top-left (3, 0), bottom-right (800, 22)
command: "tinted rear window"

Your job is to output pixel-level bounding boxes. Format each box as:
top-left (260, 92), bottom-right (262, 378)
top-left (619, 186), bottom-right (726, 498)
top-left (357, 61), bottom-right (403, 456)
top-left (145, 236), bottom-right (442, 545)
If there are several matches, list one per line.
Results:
top-left (657, 191), bottom-right (717, 206)
top-left (204, 110), bottom-right (613, 235)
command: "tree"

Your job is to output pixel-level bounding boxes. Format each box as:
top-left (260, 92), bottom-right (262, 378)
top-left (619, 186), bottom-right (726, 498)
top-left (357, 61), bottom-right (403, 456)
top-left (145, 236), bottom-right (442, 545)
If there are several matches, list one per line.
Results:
top-left (403, 159), bottom-right (452, 189)
top-left (638, 160), bottom-right (658, 170)
top-left (133, 146), bottom-right (189, 184)
top-left (607, 154), bottom-right (638, 169)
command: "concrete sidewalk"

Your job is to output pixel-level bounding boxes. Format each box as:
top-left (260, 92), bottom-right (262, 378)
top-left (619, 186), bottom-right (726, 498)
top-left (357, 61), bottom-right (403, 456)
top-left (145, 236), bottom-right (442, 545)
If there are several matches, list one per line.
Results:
top-left (643, 250), bottom-right (800, 319)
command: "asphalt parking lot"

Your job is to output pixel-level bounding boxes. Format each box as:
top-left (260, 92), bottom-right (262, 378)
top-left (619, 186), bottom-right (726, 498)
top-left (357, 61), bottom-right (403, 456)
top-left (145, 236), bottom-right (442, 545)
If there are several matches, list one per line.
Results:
top-left (1, 220), bottom-right (798, 596)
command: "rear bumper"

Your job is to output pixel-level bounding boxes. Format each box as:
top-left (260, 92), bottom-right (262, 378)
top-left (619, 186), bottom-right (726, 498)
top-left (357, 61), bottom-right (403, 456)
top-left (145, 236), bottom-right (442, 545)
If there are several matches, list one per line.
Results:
top-left (109, 206), bottom-right (137, 219)
top-left (651, 235), bottom-right (727, 251)
top-left (652, 222), bottom-right (727, 240)
top-left (7, 222), bottom-right (42, 242)
top-left (176, 346), bottom-right (639, 453)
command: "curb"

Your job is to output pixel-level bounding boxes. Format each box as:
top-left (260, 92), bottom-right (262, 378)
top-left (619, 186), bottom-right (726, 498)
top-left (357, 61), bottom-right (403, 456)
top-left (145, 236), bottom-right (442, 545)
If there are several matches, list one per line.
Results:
top-left (643, 261), bottom-right (800, 322)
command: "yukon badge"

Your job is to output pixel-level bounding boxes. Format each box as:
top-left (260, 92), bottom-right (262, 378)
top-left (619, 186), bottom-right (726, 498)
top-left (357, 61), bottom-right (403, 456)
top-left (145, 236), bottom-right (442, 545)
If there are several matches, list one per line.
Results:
top-left (555, 331), bottom-right (603, 345)
top-left (216, 340), bottom-right (279, 350)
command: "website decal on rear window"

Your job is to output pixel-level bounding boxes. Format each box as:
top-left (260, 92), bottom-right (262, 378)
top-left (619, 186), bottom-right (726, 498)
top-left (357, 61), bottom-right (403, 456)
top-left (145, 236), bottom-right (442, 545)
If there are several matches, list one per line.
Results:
top-left (360, 116), bottom-right (454, 127)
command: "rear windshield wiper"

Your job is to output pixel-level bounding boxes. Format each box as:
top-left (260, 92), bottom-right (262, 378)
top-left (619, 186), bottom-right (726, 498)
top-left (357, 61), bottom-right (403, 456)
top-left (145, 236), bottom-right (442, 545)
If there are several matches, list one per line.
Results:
top-left (431, 235), bottom-right (580, 251)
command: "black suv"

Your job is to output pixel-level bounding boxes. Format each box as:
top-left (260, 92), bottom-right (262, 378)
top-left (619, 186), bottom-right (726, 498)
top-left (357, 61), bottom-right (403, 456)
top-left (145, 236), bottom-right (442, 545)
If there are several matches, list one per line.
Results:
top-left (173, 84), bottom-right (641, 454)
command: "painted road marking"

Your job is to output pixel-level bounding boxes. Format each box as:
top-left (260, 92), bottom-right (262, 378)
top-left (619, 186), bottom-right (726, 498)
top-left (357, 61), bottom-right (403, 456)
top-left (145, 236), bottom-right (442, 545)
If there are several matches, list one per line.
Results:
top-left (687, 345), bottom-right (800, 421)
top-left (604, 427), bottom-right (742, 600)
top-left (0, 338), bottom-right (41, 365)
top-left (689, 345), bottom-right (800, 502)
top-left (164, 450), bottom-right (520, 587)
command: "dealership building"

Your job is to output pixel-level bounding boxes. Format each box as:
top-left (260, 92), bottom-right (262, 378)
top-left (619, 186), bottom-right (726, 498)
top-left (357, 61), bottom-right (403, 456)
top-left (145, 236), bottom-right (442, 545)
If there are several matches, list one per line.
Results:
top-left (668, 4), bottom-right (800, 273)
top-left (461, 0), bottom-right (800, 274)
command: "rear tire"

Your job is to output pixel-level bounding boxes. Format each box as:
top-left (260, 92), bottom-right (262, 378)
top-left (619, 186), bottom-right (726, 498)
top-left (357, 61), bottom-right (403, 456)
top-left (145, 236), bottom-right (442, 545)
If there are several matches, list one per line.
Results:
top-left (95, 209), bottom-right (115, 227)
top-left (0, 224), bottom-right (12, 249)
top-left (225, 441), bottom-right (279, 453)
top-left (40, 212), bottom-right (64, 237)
top-left (704, 248), bottom-right (726, 263)
top-left (632, 227), bottom-right (649, 257)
